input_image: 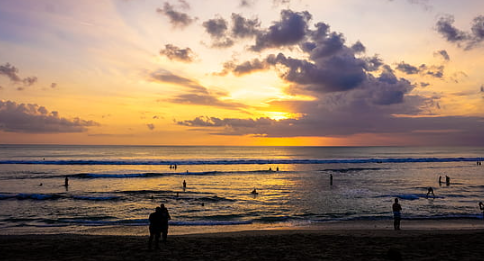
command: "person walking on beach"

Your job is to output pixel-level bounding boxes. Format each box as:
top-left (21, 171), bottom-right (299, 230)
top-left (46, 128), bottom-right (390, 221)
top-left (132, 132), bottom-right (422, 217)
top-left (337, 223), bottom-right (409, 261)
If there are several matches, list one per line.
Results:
top-left (183, 180), bottom-right (187, 191)
top-left (159, 203), bottom-right (171, 244)
top-left (392, 198), bottom-right (402, 230)
top-left (148, 207), bottom-right (163, 250)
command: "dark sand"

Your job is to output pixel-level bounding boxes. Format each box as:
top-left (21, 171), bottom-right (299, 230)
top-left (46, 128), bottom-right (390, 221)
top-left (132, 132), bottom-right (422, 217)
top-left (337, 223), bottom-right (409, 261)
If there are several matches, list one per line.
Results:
top-left (2, 220), bottom-right (484, 260)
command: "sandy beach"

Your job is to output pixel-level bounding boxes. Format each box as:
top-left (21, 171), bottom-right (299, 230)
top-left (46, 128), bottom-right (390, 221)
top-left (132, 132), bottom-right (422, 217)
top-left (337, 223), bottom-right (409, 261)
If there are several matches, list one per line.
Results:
top-left (2, 220), bottom-right (484, 261)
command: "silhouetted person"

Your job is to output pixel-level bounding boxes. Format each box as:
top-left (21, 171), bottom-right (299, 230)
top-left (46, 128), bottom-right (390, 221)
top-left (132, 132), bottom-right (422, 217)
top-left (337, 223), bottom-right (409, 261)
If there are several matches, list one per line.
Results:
top-left (426, 187), bottom-right (435, 199)
top-left (479, 202), bottom-right (484, 219)
top-left (64, 176), bottom-right (69, 187)
top-left (392, 198), bottom-right (402, 230)
top-left (183, 180), bottom-right (186, 191)
top-left (148, 207), bottom-right (163, 250)
top-left (330, 174), bottom-right (333, 186)
top-left (445, 175), bottom-right (450, 186)
top-left (159, 204), bottom-right (171, 243)
top-left (438, 176), bottom-right (442, 185)
top-left (251, 188), bottom-right (258, 195)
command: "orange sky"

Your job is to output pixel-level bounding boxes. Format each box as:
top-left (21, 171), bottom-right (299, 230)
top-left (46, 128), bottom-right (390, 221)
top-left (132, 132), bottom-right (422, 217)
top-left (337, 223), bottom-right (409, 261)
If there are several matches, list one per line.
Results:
top-left (0, 0), bottom-right (483, 146)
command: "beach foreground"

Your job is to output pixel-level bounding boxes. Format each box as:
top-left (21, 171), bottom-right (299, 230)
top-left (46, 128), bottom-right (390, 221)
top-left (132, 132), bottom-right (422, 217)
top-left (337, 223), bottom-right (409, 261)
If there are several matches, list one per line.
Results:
top-left (2, 227), bottom-right (484, 261)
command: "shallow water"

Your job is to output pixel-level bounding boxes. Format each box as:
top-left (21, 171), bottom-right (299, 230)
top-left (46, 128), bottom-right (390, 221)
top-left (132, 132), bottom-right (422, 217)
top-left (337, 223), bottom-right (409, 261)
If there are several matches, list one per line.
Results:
top-left (1, 145), bottom-right (483, 235)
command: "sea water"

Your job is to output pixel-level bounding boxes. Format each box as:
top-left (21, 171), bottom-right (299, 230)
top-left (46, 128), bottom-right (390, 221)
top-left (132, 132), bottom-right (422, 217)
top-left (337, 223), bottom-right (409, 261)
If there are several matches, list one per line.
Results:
top-left (0, 145), bottom-right (483, 235)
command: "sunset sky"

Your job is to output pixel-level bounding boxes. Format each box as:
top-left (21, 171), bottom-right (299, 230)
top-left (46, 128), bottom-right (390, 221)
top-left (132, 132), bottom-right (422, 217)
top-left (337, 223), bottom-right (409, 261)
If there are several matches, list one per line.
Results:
top-left (1, 0), bottom-right (483, 146)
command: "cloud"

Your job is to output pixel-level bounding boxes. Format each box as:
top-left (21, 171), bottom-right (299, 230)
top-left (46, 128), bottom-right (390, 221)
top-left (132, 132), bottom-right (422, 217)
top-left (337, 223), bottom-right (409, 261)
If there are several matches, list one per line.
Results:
top-left (436, 14), bottom-right (484, 50)
top-left (179, 9), bottom-right (484, 145)
top-left (160, 44), bottom-right (196, 62)
top-left (251, 9), bottom-right (312, 51)
top-left (150, 70), bottom-right (247, 110)
top-left (156, 2), bottom-right (196, 28)
top-left (0, 100), bottom-right (99, 133)
top-left (395, 62), bottom-right (444, 79)
top-left (434, 50), bottom-right (450, 61)
top-left (231, 13), bottom-right (261, 38)
top-left (396, 62), bottom-right (419, 74)
top-left (202, 13), bottom-right (261, 48)
top-left (203, 17), bottom-right (228, 39)
top-left (147, 123), bottom-right (155, 130)
top-left (202, 17), bottom-right (234, 48)
top-left (0, 62), bottom-right (38, 87)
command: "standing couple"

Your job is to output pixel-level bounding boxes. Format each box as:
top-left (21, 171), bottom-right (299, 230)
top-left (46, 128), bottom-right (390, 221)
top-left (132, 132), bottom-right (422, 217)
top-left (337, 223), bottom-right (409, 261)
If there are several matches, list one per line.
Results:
top-left (148, 203), bottom-right (171, 250)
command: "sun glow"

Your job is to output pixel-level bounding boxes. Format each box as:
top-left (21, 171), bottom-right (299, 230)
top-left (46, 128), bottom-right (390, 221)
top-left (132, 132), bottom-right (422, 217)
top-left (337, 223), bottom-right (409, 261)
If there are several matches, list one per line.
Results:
top-left (264, 111), bottom-right (297, 120)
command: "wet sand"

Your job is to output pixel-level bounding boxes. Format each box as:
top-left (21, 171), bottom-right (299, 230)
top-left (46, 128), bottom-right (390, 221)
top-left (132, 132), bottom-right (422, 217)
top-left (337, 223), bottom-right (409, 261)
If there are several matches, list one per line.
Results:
top-left (2, 219), bottom-right (484, 260)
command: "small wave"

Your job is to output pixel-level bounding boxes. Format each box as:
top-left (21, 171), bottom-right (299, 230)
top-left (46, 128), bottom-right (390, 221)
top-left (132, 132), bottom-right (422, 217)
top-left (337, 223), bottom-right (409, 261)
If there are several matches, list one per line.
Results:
top-left (2, 157), bottom-right (483, 166)
top-left (0, 193), bottom-right (120, 201)
top-left (170, 220), bottom-right (252, 226)
top-left (321, 167), bottom-right (383, 173)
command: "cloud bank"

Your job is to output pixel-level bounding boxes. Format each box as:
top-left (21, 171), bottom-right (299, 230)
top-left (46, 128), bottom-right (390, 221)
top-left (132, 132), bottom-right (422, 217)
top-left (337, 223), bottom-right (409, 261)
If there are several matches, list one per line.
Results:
top-left (0, 100), bottom-right (99, 133)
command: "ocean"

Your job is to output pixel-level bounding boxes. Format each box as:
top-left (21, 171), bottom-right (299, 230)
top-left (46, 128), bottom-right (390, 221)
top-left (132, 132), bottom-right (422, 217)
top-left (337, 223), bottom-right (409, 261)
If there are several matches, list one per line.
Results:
top-left (1, 145), bottom-right (483, 235)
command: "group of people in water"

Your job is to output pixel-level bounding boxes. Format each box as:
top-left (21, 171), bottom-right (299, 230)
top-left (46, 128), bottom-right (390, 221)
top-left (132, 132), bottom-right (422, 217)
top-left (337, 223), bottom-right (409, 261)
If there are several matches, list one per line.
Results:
top-left (394, 174), bottom-right (484, 230)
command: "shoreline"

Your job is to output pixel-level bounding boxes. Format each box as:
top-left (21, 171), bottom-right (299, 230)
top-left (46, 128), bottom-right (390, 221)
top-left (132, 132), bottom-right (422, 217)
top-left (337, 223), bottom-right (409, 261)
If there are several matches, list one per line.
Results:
top-left (2, 218), bottom-right (484, 236)
top-left (2, 225), bottom-right (484, 260)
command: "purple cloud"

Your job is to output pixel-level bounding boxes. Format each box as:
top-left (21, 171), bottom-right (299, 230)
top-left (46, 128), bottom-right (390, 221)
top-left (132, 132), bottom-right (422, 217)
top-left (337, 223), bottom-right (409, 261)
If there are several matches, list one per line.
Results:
top-left (0, 100), bottom-right (99, 133)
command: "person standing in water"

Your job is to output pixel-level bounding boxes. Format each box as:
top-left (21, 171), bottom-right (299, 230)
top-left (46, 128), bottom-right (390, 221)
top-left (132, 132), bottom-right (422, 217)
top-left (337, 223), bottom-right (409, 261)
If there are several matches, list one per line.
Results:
top-left (392, 198), bottom-right (402, 230)
top-left (426, 187), bottom-right (435, 199)
top-left (479, 202), bottom-right (484, 219)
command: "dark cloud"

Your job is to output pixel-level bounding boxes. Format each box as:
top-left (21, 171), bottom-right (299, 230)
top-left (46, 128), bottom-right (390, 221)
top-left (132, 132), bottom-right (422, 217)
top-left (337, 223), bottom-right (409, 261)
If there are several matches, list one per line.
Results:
top-left (0, 62), bottom-right (38, 87)
top-left (422, 65), bottom-right (444, 78)
top-left (160, 44), bottom-right (196, 63)
top-left (436, 14), bottom-right (484, 50)
top-left (436, 15), bottom-right (469, 43)
top-left (396, 62), bottom-right (419, 74)
top-left (156, 2), bottom-right (196, 28)
top-left (434, 50), bottom-right (450, 61)
top-left (150, 70), bottom-right (247, 110)
top-left (202, 17), bottom-right (234, 48)
top-left (202, 14), bottom-right (260, 48)
top-left (203, 17), bottom-right (228, 39)
top-left (220, 58), bottom-right (269, 76)
top-left (231, 13), bottom-right (260, 38)
top-left (0, 100), bottom-right (99, 133)
top-left (351, 41), bottom-right (366, 54)
top-left (251, 10), bottom-right (311, 51)
top-left (420, 82), bottom-right (430, 87)
top-left (396, 62), bottom-right (444, 79)
top-left (185, 9), bottom-right (483, 145)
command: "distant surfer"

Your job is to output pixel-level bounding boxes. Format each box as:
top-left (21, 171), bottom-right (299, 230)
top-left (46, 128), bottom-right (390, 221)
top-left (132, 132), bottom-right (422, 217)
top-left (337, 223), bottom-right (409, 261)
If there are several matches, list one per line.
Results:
top-left (479, 202), bottom-right (484, 219)
top-left (251, 188), bottom-right (258, 195)
top-left (392, 198), bottom-right (402, 230)
top-left (426, 187), bottom-right (435, 199)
